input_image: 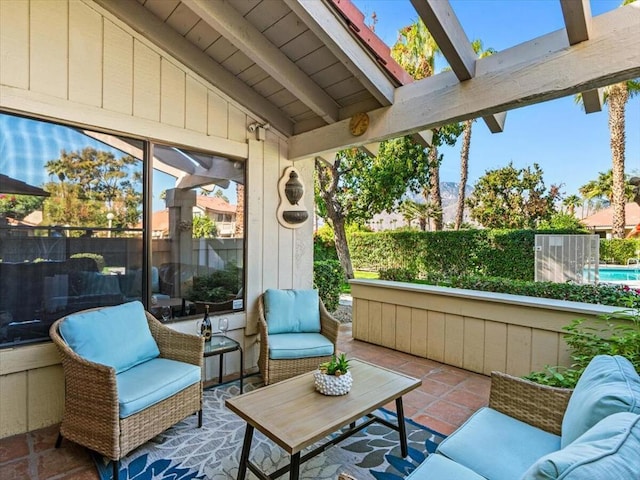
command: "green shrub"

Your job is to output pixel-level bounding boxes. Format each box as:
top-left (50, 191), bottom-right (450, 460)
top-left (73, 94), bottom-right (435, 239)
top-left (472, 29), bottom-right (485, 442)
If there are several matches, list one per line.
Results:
top-left (525, 300), bottom-right (640, 388)
top-left (313, 224), bottom-right (338, 261)
top-left (313, 260), bottom-right (345, 312)
top-left (379, 266), bottom-right (418, 282)
top-left (600, 238), bottom-right (640, 265)
top-left (185, 262), bottom-right (241, 303)
top-left (418, 274), bottom-right (640, 308)
top-left (70, 253), bottom-right (106, 272)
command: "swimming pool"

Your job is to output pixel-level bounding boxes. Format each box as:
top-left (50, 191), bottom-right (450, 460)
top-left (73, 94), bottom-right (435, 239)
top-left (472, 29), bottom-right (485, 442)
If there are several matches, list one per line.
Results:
top-left (583, 266), bottom-right (640, 283)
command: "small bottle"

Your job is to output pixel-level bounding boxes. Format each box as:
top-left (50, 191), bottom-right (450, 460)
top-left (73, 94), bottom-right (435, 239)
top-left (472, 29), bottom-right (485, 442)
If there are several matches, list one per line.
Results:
top-left (200, 305), bottom-right (212, 341)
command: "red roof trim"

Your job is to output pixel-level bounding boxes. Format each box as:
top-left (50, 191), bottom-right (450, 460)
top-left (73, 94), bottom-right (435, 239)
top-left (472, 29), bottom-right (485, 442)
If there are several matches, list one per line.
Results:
top-left (327, 0), bottom-right (413, 86)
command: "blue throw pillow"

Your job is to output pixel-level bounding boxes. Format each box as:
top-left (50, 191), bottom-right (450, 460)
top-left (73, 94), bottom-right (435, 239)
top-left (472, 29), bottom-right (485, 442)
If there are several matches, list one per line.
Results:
top-left (561, 355), bottom-right (640, 448)
top-left (264, 289), bottom-right (321, 334)
top-left (60, 300), bottom-right (160, 374)
top-left (522, 412), bottom-right (640, 479)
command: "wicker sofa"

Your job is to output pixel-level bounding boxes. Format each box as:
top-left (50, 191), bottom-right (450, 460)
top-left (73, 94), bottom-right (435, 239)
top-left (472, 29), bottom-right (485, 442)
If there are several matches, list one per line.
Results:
top-left (50, 301), bottom-right (203, 480)
top-left (257, 289), bottom-right (340, 385)
top-left (403, 355), bottom-right (640, 479)
top-left (342, 355), bottom-right (640, 479)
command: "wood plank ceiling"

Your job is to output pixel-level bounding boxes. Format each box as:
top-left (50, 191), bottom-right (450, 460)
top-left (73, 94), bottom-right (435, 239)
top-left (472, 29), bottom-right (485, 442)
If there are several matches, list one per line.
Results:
top-left (96, 0), bottom-right (640, 161)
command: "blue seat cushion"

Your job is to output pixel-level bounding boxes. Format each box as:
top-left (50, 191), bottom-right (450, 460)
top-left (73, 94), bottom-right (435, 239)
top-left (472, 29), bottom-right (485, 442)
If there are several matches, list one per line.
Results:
top-left (561, 355), bottom-right (640, 448)
top-left (522, 412), bottom-right (640, 479)
top-left (268, 333), bottom-right (334, 360)
top-left (407, 454), bottom-right (486, 479)
top-left (75, 271), bottom-right (122, 296)
top-left (264, 289), bottom-right (321, 334)
top-left (60, 301), bottom-right (160, 374)
top-left (117, 357), bottom-right (201, 418)
top-left (436, 407), bottom-right (560, 480)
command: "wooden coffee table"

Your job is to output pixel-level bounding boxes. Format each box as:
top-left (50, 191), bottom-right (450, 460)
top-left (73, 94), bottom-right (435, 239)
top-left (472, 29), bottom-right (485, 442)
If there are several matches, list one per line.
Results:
top-left (225, 359), bottom-right (421, 480)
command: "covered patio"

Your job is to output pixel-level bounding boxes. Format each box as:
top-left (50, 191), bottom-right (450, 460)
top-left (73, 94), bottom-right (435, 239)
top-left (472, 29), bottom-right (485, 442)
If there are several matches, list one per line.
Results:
top-left (1, 0), bottom-right (639, 477)
top-left (0, 329), bottom-right (491, 479)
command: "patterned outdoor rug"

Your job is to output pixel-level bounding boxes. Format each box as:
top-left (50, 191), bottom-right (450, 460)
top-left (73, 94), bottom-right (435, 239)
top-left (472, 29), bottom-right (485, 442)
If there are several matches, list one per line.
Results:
top-left (94, 375), bottom-right (445, 480)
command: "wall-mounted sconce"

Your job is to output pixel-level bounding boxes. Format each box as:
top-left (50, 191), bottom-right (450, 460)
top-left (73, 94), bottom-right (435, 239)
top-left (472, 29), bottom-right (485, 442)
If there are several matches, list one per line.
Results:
top-left (277, 166), bottom-right (309, 228)
top-left (248, 122), bottom-right (270, 141)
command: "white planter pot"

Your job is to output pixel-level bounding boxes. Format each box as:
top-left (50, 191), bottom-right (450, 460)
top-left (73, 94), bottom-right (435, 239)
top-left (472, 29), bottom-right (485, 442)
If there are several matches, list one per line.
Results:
top-left (313, 370), bottom-right (353, 396)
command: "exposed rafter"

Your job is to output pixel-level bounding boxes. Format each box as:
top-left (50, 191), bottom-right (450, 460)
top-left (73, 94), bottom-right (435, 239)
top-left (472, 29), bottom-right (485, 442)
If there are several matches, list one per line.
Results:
top-left (561, 0), bottom-right (591, 44)
top-left (412, 0), bottom-right (506, 133)
top-left (289, 3), bottom-right (640, 160)
top-left (283, 0), bottom-right (396, 106)
top-left (93, 0), bottom-right (294, 135)
top-left (560, 0), bottom-right (602, 113)
top-left (182, 0), bottom-right (339, 124)
top-left (411, 0), bottom-right (476, 80)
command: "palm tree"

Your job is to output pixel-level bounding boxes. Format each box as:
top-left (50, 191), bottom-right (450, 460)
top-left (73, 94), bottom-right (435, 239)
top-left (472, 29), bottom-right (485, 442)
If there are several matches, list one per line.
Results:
top-left (391, 21), bottom-right (444, 230)
top-left (579, 170), bottom-right (614, 204)
top-left (454, 40), bottom-right (496, 230)
top-left (562, 194), bottom-right (583, 217)
top-left (575, 0), bottom-right (640, 237)
top-left (399, 199), bottom-right (442, 231)
top-left (579, 170), bottom-right (635, 210)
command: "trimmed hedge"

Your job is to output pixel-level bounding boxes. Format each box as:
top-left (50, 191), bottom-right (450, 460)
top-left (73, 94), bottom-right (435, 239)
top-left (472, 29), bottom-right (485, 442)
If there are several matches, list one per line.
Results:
top-left (415, 272), bottom-right (640, 308)
top-left (349, 228), bottom-right (586, 280)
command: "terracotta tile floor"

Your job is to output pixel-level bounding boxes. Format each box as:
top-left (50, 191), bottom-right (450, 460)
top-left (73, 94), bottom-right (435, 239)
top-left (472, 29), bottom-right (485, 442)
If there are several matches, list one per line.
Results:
top-left (0, 326), bottom-right (490, 479)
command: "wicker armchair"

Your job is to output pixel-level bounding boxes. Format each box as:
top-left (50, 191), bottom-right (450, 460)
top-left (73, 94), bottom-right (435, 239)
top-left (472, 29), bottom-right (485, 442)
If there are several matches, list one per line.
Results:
top-left (50, 308), bottom-right (203, 480)
top-left (258, 292), bottom-right (340, 385)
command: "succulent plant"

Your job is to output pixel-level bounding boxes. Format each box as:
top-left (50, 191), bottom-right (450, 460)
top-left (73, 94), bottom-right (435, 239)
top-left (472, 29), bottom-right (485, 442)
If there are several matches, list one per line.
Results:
top-left (319, 353), bottom-right (350, 376)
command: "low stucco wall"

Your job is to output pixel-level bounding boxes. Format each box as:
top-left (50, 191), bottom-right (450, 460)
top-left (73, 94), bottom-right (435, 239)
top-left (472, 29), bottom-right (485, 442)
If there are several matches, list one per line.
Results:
top-left (350, 279), bottom-right (624, 378)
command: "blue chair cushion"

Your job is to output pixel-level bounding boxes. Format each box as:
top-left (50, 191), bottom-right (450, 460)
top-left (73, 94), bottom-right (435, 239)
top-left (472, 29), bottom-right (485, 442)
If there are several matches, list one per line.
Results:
top-left (561, 355), bottom-right (640, 448)
top-left (436, 407), bottom-right (560, 480)
top-left (264, 289), bottom-right (321, 334)
top-left (407, 454), bottom-right (486, 479)
top-left (117, 357), bottom-right (201, 418)
top-left (60, 301), bottom-right (160, 374)
top-left (522, 412), bottom-right (640, 479)
top-left (268, 332), bottom-right (334, 360)
top-left (76, 271), bottom-right (122, 295)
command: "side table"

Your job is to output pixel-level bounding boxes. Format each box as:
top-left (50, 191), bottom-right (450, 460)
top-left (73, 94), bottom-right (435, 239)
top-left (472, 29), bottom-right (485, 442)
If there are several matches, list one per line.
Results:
top-left (203, 335), bottom-right (244, 393)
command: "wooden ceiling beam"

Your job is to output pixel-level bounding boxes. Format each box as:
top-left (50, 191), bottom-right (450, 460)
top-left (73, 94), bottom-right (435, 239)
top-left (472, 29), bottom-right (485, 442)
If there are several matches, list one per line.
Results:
top-left (284, 0), bottom-right (396, 106)
top-left (183, 0), bottom-right (340, 124)
top-left (93, 0), bottom-right (293, 136)
top-left (412, 0), bottom-right (507, 133)
top-left (289, 3), bottom-right (640, 160)
top-left (560, 0), bottom-right (602, 113)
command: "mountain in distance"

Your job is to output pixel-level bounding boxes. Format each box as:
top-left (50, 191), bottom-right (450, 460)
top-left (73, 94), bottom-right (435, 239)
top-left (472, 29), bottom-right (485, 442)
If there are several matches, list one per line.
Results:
top-left (369, 182), bottom-right (474, 230)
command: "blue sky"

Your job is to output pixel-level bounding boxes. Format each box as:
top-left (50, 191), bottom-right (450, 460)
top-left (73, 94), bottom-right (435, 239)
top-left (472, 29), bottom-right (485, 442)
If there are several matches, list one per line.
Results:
top-left (353, 0), bottom-right (640, 197)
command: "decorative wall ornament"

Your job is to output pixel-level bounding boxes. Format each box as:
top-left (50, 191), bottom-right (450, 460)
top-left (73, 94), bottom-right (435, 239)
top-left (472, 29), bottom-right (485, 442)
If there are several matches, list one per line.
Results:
top-left (277, 166), bottom-right (309, 228)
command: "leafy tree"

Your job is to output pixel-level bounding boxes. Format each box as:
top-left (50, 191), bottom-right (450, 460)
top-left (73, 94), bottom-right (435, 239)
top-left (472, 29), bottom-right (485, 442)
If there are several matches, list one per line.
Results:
top-left (467, 162), bottom-right (561, 229)
top-left (43, 148), bottom-right (142, 230)
top-left (192, 215), bottom-right (217, 238)
top-left (538, 212), bottom-right (587, 231)
top-left (0, 194), bottom-right (45, 220)
top-left (455, 40), bottom-right (496, 230)
top-left (315, 137), bottom-right (430, 278)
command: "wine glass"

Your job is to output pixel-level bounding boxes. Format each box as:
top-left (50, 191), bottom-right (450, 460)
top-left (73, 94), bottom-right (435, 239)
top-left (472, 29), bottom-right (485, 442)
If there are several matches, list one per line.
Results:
top-left (161, 306), bottom-right (172, 322)
top-left (218, 317), bottom-right (229, 344)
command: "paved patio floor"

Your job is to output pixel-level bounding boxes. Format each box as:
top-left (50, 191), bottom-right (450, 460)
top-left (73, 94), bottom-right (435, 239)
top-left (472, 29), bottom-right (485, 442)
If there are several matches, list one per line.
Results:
top-left (0, 325), bottom-right (490, 479)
